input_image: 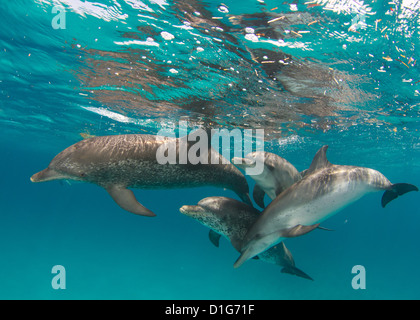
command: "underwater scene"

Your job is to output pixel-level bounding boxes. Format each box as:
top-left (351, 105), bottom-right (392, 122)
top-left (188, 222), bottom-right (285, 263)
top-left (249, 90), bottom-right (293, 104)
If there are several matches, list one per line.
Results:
top-left (0, 0), bottom-right (419, 300)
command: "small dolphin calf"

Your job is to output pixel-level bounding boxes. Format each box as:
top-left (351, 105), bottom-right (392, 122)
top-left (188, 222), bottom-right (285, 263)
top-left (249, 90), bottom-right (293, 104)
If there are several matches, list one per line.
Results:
top-left (234, 145), bottom-right (418, 268)
top-left (180, 196), bottom-right (313, 280)
top-left (31, 134), bottom-right (251, 216)
top-left (233, 152), bottom-right (302, 208)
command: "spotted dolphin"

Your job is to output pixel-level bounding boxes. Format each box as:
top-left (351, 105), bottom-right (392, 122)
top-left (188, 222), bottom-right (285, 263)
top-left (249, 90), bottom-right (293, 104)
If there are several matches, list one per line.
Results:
top-left (180, 196), bottom-right (313, 280)
top-left (31, 134), bottom-right (252, 216)
top-left (233, 151), bottom-right (302, 208)
top-left (234, 145), bottom-right (418, 268)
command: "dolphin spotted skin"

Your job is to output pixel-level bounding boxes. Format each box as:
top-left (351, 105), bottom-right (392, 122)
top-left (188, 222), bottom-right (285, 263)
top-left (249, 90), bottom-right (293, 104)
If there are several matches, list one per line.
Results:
top-left (234, 145), bottom-right (418, 268)
top-left (180, 196), bottom-right (313, 280)
top-left (233, 151), bottom-right (302, 208)
top-left (31, 134), bottom-right (252, 217)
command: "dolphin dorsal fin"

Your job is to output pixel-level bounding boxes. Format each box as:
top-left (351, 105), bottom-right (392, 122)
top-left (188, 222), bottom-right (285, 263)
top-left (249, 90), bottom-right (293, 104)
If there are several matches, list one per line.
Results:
top-left (306, 145), bottom-right (332, 175)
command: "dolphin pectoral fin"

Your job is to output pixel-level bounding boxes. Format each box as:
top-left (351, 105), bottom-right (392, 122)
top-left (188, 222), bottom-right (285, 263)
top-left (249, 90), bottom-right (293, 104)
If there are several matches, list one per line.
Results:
top-left (281, 223), bottom-right (320, 238)
top-left (382, 183), bottom-right (418, 208)
top-left (209, 230), bottom-right (222, 248)
top-left (281, 266), bottom-right (314, 281)
top-left (106, 185), bottom-right (156, 217)
top-left (253, 184), bottom-right (266, 209)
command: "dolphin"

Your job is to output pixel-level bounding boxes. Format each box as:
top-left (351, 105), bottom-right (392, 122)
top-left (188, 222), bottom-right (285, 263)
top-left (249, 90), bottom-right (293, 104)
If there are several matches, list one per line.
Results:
top-left (180, 196), bottom-right (313, 280)
top-left (232, 151), bottom-right (302, 208)
top-left (31, 134), bottom-right (252, 216)
top-left (234, 145), bottom-right (418, 268)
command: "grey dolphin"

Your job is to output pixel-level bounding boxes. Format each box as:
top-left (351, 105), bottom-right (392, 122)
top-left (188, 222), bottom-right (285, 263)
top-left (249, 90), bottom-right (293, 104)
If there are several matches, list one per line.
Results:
top-left (31, 134), bottom-right (252, 216)
top-left (232, 151), bottom-right (302, 208)
top-left (234, 145), bottom-right (418, 268)
top-left (180, 196), bottom-right (313, 280)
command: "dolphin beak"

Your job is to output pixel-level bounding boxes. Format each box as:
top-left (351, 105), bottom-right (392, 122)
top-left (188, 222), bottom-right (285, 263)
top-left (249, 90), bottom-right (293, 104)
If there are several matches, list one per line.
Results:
top-left (232, 157), bottom-right (255, 169)
top-left (30, 168), bottom-right (62, 183)
top-left (179, 205), bottom-right (206, 217)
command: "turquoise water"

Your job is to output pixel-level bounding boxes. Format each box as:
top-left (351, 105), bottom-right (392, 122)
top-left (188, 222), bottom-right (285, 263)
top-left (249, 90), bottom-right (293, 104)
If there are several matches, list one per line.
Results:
top-left (0, 0), bottom-right (419, 300)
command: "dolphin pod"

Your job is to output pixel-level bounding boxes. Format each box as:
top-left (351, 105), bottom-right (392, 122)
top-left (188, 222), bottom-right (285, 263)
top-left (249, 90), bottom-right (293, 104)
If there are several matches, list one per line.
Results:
top-left (31, 136), bottom-right (417, 276)
top-left (31, 134), bottom-right (252, 216)
top-left (233, 145), bottom-right (418, 268)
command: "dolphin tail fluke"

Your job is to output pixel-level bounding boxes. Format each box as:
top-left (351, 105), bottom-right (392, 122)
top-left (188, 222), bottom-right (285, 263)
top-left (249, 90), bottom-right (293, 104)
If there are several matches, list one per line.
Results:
top-left (281, 266), bottom-right (314, 281)
top-left (106, 185), bottom-right (156, 217)
top-left (381, 183), bottom-right (418, 208)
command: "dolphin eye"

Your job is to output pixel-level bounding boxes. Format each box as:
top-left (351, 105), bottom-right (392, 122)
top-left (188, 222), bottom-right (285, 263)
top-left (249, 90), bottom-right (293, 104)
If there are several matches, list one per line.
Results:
top-left (80, 173), bottom-right (86, 177)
